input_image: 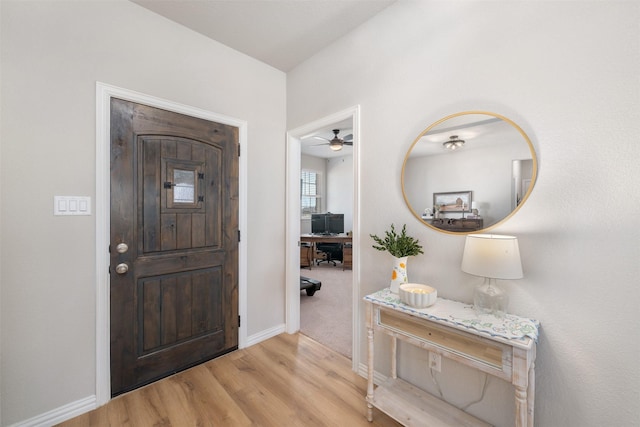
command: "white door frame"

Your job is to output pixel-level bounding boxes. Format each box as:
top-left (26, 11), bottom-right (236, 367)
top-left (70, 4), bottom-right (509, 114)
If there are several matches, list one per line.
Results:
top-left (285, 105), bottom-right (361, 371)
top-left (95, 82), bottom-right (248, 405)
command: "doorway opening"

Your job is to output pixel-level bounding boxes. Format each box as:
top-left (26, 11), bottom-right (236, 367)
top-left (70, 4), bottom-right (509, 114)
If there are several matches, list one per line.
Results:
top-left (285, 106), bottom-right (360, 370)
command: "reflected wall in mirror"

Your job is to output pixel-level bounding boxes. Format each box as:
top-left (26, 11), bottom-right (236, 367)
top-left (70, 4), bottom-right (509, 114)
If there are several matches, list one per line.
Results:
top-left (402, 111), bottom-right (537, 234)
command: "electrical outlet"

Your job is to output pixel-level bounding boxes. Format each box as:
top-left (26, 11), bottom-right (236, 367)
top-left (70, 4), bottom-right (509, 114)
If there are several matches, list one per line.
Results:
top-left (429, 351), bottom-right (441, 372)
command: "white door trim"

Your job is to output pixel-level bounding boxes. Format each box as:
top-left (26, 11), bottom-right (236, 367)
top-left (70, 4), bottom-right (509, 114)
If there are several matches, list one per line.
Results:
top-left (285, 105), bottom-right (361, 372)
top-left (95, 82), bottom-right (248, 405)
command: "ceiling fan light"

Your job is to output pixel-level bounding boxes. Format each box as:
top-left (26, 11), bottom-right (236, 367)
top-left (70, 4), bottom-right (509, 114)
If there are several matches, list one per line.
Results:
top-left (443, 135), bottom-right (465, 150)
top-left (329, 141), bottom-right (343, 151)
top-left (328, 135), bottom-right (343, 151)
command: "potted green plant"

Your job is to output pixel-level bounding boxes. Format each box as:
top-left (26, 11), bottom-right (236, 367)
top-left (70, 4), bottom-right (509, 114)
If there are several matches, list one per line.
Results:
top-left (370, 224), bottom-right (424, 293)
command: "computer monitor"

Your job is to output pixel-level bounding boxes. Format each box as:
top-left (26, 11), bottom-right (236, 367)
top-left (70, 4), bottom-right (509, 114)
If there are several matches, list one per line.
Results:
top-left (327, 213), bottom-right (344, 234)
top-left (311, 214), bottom-right (327, 234)
top-left (311, 213), bottom-right (344, 235)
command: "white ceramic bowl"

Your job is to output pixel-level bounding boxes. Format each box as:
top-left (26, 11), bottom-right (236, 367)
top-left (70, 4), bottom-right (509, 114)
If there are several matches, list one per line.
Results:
top-left (399, 284), bottom-right (437, 308)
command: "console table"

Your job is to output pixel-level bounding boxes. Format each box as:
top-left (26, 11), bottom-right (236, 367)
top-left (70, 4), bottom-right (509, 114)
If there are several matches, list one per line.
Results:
top-left (364, 289), bottom-right (539, 427)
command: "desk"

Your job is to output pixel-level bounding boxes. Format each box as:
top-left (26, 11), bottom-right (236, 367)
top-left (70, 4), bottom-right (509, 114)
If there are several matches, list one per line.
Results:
top-left (301, 234), bottom-right (352, 266)
top-left (365, 289), bottom-right (538, 427)
top-left (300, 244), bottom-right (313, 268)
top-left (301, 234), bottom-right (352, 244)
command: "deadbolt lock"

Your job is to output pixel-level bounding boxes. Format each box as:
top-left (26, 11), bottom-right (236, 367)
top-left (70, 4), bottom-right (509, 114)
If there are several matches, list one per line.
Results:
top-left (116, 243), bottom-right (129, 254)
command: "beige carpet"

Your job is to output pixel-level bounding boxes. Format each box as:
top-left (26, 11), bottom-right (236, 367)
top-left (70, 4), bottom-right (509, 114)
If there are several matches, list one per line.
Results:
top-left (300, 262), bottom-right (353, 358)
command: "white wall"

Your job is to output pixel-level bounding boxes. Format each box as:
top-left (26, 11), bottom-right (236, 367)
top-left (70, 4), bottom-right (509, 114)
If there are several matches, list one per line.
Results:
top-left (326, 155), bottom-right (353, 232)
top-left (0, 2), bottom-right (3, 423)
top-left (288, 1), bottom-right (640, 426)
top-left (0, 1), bottom-right (286, 425)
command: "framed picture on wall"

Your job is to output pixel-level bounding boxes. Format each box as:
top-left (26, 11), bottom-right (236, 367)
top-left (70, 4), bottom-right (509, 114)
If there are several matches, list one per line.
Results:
top-left (433, 191), bottom-right (472, 212)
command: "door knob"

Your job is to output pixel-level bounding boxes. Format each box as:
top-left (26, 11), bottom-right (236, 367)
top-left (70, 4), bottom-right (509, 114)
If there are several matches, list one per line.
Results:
top-left (116, 243), bottom-right (129, 254)
top-left (115, 263), bottom-right (129, 274)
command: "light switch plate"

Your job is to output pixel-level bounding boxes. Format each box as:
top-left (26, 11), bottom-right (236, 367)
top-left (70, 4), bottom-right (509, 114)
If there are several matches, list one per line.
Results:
top-left (54, 196), bottom-right (91, 216)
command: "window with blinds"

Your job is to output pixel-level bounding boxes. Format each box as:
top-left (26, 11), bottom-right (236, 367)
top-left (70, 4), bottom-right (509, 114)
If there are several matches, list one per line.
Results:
top-left (301, 170), bottom-right (321, 218)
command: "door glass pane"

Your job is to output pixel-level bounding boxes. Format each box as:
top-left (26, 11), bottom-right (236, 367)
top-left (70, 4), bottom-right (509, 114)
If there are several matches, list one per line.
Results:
top-left (173, 169), bottom-right (195, 203)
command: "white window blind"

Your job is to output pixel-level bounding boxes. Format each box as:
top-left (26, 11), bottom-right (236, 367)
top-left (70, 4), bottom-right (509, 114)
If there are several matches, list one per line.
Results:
top-left (301, 170), bottom-right (321, 218)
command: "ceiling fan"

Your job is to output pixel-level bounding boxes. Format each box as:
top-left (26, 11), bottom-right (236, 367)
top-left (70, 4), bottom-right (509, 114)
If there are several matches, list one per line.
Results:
top-left (313, 129), bottom-right (353, 151)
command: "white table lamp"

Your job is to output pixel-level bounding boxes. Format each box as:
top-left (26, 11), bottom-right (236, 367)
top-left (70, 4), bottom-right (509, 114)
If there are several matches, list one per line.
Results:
top-left (461, 234), bottom-right (523, 316)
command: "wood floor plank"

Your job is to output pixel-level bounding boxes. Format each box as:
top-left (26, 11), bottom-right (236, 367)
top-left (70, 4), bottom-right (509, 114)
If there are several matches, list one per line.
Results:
top-left (248, 337), bottom-right (369, 425)
top-left (160, 365), bottom-right (252, 426)
top-left (240, 344), bottom-right (353, 425)
top-left (212, 354), bottom-right (303, 425)
top-left (57, 333), bottom-right (400, 426)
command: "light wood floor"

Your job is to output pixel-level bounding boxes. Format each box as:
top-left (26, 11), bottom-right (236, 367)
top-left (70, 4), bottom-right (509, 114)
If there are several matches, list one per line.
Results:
top-left (58, 333), bottom-right (400, 426)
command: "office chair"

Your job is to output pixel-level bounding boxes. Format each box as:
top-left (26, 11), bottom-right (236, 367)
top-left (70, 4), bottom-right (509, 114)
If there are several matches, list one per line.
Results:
top-left (315, 242), bottom-right (343, 266)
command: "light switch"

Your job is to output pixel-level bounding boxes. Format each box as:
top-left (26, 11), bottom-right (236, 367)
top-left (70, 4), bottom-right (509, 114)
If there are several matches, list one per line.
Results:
top-left (54, 196), bottom-right (91, 216)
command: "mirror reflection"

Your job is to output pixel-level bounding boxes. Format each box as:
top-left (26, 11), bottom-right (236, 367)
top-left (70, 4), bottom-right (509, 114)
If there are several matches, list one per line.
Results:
top-left (402, 111), bottom-right (537, 233)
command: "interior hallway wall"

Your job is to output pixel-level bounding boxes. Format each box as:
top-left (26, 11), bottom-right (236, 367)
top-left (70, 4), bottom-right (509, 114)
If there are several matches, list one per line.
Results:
top-left (326, 155), bottom-right (354, 232)
top-left (287, 1), bottom-right (639, 426)
top-left (0, 1), bottom-right (286, 424)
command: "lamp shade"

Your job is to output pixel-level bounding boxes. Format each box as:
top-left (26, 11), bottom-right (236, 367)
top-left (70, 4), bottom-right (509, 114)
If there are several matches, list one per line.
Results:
top-left (461, 234), bottom-right (523, 279)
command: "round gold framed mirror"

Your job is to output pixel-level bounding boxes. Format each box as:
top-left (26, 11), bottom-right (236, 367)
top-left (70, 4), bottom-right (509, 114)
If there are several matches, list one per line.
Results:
top-left (401, 111), bottom-right (537, 234)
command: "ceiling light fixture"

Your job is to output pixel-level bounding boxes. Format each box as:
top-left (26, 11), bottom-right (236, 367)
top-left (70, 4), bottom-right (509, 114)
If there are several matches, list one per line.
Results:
top-left (443, 135), bottom-right (465, 150)
top-left (312, 129), bottom-right (352, 151)
top-left (329, 137), bottom-right (343, 151)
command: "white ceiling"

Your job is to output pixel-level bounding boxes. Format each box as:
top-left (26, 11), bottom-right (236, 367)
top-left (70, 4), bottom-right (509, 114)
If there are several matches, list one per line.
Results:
top-left (410, 116), bottom-right (520, 158)
top-left (131, 0), bottom-right (396, 72)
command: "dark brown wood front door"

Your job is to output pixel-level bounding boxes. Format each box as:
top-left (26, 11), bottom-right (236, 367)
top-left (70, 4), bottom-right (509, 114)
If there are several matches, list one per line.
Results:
top-left (109, 98), bottom-right (239, 396)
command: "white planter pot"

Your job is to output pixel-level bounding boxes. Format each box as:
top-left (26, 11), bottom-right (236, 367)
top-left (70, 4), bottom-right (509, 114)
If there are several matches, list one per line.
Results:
top-left (389, 256), bottom-right (409, 294)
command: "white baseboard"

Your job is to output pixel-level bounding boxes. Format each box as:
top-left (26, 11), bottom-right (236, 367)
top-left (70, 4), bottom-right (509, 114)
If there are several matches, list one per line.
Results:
top-left (9, 395), bottom-right (96, 427)
top-left (358, 362), bottom-right (387, 386)
top-left (246, 323), bottom-right (286, 347)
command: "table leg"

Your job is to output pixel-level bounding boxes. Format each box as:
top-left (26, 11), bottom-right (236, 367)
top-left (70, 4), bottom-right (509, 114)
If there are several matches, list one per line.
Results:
top-left (515, 385), bottom-right (527, 427)
top-left (391, 336), bottom-right (397, 379)
top-left (513, 347), bottom-right (533, 426)
top-left (366, 327), bottom-right (374, 422)
top-left (527, 362), bottom-right (535, 426)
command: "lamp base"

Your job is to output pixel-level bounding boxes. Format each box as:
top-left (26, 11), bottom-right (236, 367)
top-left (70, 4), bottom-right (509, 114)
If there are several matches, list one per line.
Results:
top-left (473, 278), bottom-right (508, 317)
